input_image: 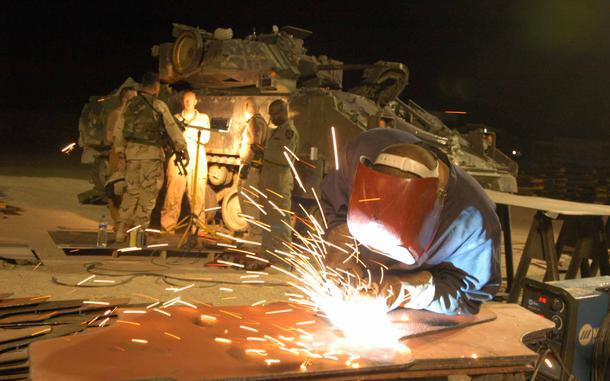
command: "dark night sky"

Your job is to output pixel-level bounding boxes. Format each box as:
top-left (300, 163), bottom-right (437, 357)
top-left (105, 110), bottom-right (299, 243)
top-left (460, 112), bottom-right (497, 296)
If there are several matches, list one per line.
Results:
top-left (1, 0), bottom-right (610, 152)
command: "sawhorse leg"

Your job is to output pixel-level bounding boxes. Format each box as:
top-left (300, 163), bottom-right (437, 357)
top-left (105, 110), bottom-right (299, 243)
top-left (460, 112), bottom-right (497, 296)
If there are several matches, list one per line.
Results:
top-left (508, 211), bottom-right (559, 303)
top-left (497, 204), bottom-right (514, 292)
top-left (564, 216), bottom-right (610, 279)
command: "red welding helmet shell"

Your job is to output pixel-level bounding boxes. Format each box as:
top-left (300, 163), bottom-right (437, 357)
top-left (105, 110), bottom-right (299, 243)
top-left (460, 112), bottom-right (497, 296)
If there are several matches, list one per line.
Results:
top-left (347, 157), bottom-right (444, 264)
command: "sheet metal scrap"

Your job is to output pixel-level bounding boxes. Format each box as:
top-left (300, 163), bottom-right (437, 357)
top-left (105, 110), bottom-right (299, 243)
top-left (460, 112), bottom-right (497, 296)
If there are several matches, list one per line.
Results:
top-left (0, 299), bottom-right (87, 319)
top-left (0, 323), bottom-right (88, 354)
top-left (0, 350), bottom-right (27, 366)
top-left (29, 302), bottom-right (497, 381)
top-left (0, 327), bottom-right (50, 345)
top-left (0, 296), bottom-right (50, 310)
top-left (0, 298), bottom-right (128, 325)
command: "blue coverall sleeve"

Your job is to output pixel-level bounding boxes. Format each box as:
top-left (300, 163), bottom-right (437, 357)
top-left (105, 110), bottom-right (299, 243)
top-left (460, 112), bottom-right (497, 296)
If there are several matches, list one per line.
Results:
top-left (424, 207), bottom-right (501, 315)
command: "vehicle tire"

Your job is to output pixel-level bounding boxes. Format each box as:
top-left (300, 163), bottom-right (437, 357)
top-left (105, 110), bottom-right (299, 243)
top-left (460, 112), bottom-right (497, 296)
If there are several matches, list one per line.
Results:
top-left (221, 188), bottom-right (248, 232)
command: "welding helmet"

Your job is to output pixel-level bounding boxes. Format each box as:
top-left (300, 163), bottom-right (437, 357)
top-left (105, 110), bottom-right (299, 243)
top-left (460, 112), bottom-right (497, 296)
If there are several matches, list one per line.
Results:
top-left (346, 145), bottom-right (445, 265)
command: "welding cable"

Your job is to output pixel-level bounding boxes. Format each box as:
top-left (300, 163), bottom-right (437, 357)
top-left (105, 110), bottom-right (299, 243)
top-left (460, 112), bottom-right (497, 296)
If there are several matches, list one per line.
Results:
top-left (85, 262), bottom-right (289, 287)
top-left (592, 312), bottom-right (610, 381)
top-left (530, 348), bottom-right (551, 381)
top-left (51, 275), bottom-right (137, 288)
top-left (530, 343), bottom-right (580, 381)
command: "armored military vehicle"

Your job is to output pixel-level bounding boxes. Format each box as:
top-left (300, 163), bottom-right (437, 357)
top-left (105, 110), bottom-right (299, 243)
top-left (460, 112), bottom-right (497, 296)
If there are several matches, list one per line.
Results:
top-left (79, 24), bottom-right (517, 232)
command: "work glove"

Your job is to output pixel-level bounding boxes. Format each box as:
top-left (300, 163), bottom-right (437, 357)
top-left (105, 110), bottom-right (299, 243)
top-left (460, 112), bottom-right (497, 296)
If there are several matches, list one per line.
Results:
top-left (380, 271), bottom-right (435, 311)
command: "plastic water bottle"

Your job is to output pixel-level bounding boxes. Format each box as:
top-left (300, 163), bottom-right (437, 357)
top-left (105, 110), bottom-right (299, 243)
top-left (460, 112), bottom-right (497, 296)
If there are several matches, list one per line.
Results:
top-left (96, 215), bottom-right (108, 248)
top-left (136, 227), bottom-right (147, 248)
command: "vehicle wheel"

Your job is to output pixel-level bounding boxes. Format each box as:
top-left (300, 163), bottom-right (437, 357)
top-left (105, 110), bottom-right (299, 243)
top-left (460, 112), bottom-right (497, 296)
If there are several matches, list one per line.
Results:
top-left (221, 188), bottom-right (248, 232)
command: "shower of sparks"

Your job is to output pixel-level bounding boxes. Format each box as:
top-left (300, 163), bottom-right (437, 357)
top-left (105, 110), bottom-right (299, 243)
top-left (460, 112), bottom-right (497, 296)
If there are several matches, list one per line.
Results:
top-left (265, 188), bottom-right (284, 199)
top-left (267, 200), bottom-right (287, 217)
top-left (283, 146), bottom-right (300, 161)
top-left (216, 232), bottom-right (261, 246)
top-left (240, 191), bottom-right (268, 215)
top-left (77, 275), bottom-right (96, 286)
top-left (248, 185), bottom-right (268, 199)
top-left (331, 126), bottom-right (339, 170)
top-left (147, 243), bottom-right (169, 249)
top-left (126, 225), bottom-right (142, 233)
top-left (261, 203), bottom-right (408, 351)
top-left (204, 206), bottom-right (222, 212)
top-left (116, 320), bottom-right (141, 326)
top-left (311, 188), bottom-right (328, 229)
top-left (217, 260), bottom-right (245, 269)
top-left (83, 301), bottom-right (110, 306)
top-left (145, 228), bottom-right (161, 233)
top-left (358, 197), bottom-right (381, 203)
top-left (283, 151), bottom-right (306, 193)
top-left (164, 332), bottom-right (181, 340)
top-left (117, 247), bottom-right (142, 253)
top-left (265, 308), bottom-right (293, 315)
top-left (61, 142), bottom-right (77, 154)
top-left (153, 308), bottom-right (172, 317)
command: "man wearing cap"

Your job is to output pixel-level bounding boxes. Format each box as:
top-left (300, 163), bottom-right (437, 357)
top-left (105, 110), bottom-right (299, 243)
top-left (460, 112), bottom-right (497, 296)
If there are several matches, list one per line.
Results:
top-left (320, 128), bottom-right (501, 315)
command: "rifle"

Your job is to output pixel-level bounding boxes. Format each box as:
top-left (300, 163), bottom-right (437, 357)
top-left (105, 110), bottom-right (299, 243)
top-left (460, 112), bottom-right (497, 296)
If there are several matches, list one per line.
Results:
top-left (138, 94), bottom-right (189, 176)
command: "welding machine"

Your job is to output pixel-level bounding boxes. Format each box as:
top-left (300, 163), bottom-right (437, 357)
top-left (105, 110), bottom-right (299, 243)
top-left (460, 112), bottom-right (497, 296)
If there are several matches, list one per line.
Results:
top-left (521, 276), bottom-right (610, 381)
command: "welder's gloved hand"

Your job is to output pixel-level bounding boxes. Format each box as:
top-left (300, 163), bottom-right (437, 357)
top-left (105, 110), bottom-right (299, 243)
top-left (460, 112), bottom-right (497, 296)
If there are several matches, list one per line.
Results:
top-left (324, 223), bottom-right (365, 281)
top-left (381, 271), bottom-right (435, 311)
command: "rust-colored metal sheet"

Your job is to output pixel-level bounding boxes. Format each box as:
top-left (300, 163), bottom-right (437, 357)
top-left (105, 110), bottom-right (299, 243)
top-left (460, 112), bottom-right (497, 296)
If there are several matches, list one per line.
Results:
top-left (0, 373), bottom-right (27, 381)
top-left (0, 298), bottom-right (128, 325)
top-left (0, 299), bottom-right (87, 319)
top-left (0, 295), bottom-right (12, 301)
top-left (0, 296), bottom-right (50, 309)
top-left (0, 350), bottom-right (27, 366)
top-left (0, 327), bottom-right (50, 344)
top-left (0, 361), bottom-right (28, 375)
top-left (31, 303), bottom-right (417, 381)
top-left (390, 307), bottom-right (496, 339)
top-left (0, 324), bottom-right (87, 354)
top-left (29, 303), bottom-right (552, 380)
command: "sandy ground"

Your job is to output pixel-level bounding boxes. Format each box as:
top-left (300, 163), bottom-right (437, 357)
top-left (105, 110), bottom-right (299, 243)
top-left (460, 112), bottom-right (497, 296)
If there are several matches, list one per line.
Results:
top-left (0, 152), bottom-right (548, 305)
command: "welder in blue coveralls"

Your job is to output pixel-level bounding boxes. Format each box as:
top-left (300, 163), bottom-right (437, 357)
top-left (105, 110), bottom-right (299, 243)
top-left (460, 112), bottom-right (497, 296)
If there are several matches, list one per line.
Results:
top-left (320, 128), bottom-right (502, 315)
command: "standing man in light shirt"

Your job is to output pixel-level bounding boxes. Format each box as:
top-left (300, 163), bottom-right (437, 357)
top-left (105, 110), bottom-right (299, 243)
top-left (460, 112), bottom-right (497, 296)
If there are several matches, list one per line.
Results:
top-left (160, 90), bottom-right (211, 232)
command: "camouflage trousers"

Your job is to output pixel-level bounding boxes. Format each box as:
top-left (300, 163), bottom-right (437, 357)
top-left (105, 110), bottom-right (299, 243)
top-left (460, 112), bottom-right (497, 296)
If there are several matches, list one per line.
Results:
top-left (238, 167), bottom-right (262, 241)
top-left (118, 159), bottom-right (164, 231)
top-left (259, 162), bottom-right (293, 260)
top-left (160, 153), bottom-right (207, 231)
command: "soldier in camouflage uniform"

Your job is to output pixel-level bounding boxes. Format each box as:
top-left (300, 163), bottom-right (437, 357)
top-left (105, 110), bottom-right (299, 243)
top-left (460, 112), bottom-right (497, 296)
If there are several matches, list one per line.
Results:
top-left (258, 99), bottom-right (299, 265)
top-left (238, 98), bottom-right (270, 242)
top-left (113, 72), bottom-right (187, 242)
